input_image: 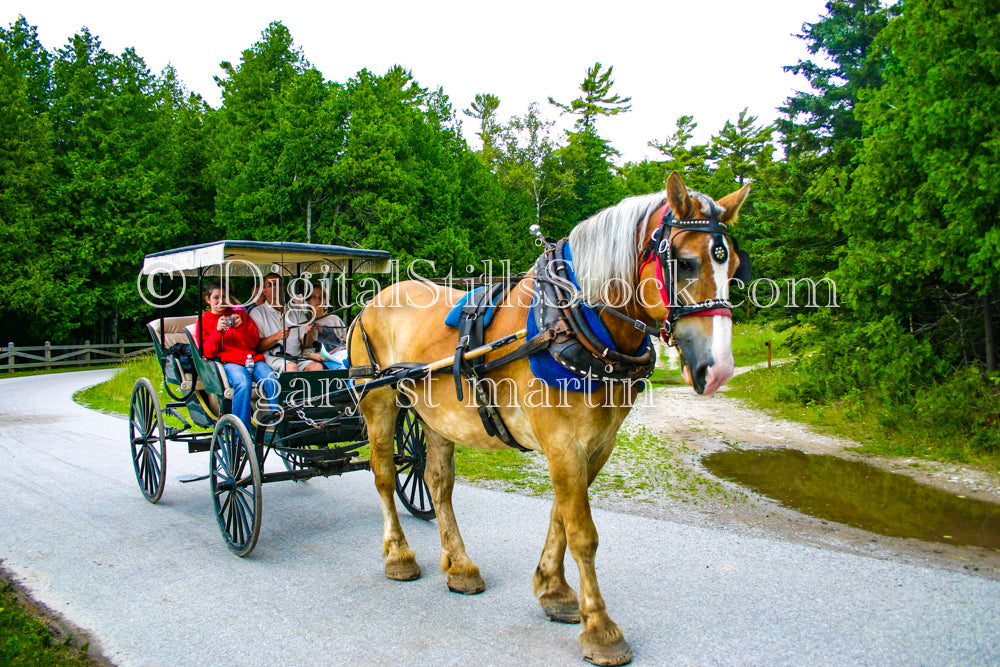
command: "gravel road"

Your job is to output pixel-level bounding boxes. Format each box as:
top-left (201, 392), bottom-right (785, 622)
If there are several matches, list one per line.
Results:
top-left (2, 369), bottom-right (999, 666)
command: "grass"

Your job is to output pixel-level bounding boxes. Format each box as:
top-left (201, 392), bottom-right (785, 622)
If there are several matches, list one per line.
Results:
top-left (454, 445), bottom-right (551, 494)
top-left (0, 580), bottom-right (96, 667)
top-left (592, 426), bottom-right (745, 505)
top-left (453, 427), bottom-right (745, 507)
top-left (730, 321), bottom-right (793, 367)
top-left (73, 355), bottom-right (198, 432)
top-left (74, 354), bottom-right (164, 416)
top-left (727, 362), bottom-right (1000, 472)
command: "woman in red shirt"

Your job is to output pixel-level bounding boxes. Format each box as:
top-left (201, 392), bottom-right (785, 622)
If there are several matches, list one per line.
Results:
top-left (199, 283), bottom-right (278, 430)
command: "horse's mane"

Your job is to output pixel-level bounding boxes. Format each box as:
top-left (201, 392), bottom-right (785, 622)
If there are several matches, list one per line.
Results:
top-left (568, 192), bottom-right (666, 307)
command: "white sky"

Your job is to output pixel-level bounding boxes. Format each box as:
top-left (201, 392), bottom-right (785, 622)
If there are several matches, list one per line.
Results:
top-left (8, 0), bottom-right (830, 164)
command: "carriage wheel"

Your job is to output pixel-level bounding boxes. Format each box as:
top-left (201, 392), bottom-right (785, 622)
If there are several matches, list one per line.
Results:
top-left (210, 415), bottom-right (262, 557)
top-left (129, 378), bottom-right (167, 503)
top-left (394, 407), bottom-right (435, 520)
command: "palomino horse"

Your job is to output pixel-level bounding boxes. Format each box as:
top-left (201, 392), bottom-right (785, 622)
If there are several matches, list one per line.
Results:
top-left (351, 172), bottom-right (750, 665)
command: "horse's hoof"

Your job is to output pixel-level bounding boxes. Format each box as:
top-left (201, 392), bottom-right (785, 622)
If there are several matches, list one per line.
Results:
top-left (580, 637), bottom-right (633, 666)
top-left (538, 586), bottom-right (580, 623)
top-left (540, 596), bottom-right (580, 624)
top-left (447, 572), bottom-right (485, 595)
top-left (385, 559), bottom-right (421, 581)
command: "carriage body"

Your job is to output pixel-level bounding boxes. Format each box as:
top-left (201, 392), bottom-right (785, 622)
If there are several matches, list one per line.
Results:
top-left (128, 240), bottom-right (433, 556)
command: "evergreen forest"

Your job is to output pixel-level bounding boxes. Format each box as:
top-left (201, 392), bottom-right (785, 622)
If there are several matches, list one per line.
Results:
top-left (1, 1), bottom-right (998, 456)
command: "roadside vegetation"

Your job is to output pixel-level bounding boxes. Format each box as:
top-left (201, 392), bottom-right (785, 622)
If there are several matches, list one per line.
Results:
top-left (74, 355), bottom-right (163, 417)
top-left (728, 362), bottom-right (1000, 472)
top-left (0, 579), bottom-right (96, 666)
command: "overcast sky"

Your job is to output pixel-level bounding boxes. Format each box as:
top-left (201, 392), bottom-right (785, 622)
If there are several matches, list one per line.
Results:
top-left (8, 0), bottom-right (832, 164)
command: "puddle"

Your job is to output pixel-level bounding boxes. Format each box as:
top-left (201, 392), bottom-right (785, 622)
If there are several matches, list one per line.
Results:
top-left (702, 448), bottom-right (1000, 551)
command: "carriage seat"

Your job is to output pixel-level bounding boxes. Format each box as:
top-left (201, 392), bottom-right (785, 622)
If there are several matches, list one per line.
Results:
top-left (148, 315), bottom-right (198, 350)
top-left (147, 316), bottom-right (234, 400)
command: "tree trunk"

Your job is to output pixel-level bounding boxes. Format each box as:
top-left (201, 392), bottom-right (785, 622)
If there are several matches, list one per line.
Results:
top-left (986, 293), bottom-right (997, 373)
top-left (306, 197), bottom-right (313, 244)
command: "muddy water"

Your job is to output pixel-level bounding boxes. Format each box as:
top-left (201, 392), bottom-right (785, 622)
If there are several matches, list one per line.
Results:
top-left (702, 448), bottom-right (1000, 551)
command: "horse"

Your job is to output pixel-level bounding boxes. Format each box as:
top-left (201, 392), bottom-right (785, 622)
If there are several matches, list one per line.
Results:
top-left (349, 171), bottom-right (750, 665)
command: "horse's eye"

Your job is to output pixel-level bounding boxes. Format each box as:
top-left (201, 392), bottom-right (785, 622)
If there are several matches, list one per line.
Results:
top-left (677, 260), bottom-right (694, 273)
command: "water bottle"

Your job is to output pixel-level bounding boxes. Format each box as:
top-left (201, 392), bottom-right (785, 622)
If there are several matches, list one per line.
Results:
top-left (245, 354), bottom-right (255, 375)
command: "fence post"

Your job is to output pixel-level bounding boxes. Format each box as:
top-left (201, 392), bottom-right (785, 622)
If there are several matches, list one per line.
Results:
top-left (6, 342), bottom-right (13, 373)
top-left (45, 341), bottom-right (51, 370)
top-left (119, 339), bottom-right (124, 361)
top-left (84, 340), bottom-right (91, 365)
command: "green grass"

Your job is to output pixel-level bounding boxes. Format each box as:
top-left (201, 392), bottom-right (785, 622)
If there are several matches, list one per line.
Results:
top-left (730, 322), bottom-right (793, 367)
top-left (0, 581), bottom-right (96, 666)
top-left (453, 427), bottom-right (745, 506)
top-left (727, 362), bottom-right (1000, 472)
top-left (454, 444), bottom-right (551, 494)
top-left (73, 354), bottom-right (162, 415)
top-left (74, 354), bottom-right (196, 432)
top-left (592, 426), bottom-right (745, 505)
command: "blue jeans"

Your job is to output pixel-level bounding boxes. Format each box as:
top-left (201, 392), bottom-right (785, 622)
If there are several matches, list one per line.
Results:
top-left (223, 362), bottom-right (279, 431)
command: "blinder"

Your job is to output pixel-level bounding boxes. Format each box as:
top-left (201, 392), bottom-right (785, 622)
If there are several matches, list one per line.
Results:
top-left (733, 247), bottom-right (752, 284)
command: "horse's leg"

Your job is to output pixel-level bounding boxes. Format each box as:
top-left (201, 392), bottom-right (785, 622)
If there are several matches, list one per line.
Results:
top-left (534, 439), bottom-right (615, 625)
top-left (423, 428), bottom-right (485, 594)
top-left (364, 387), bottom-right (420, 581)
top-left (533, 502), bottom-right (580, 623)
top-left (550, 443), bottom-right (632, 666)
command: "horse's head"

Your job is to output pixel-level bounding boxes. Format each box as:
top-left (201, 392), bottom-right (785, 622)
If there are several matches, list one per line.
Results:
top-left (638, 172), bottom-right (751, 395)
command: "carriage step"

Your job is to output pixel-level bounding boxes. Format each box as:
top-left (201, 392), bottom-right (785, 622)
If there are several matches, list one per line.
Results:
top-left (178, 473), bottom-right (210, 483)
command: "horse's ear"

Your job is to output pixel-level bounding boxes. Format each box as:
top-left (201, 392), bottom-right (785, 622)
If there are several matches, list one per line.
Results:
top-left (665, 171), bottom-right (694, 218)
top-left (717, 183), bottom-right (751, 224)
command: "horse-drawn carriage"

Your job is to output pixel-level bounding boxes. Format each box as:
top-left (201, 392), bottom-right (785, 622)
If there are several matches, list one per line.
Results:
top-left (129, 172), bottom-right (752, 665)
top-left (129, 240), bottom-right (434, 557)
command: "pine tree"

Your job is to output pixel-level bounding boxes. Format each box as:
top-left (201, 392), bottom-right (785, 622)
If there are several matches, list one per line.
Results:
top-left (548, 62), bottom-right (631, 132)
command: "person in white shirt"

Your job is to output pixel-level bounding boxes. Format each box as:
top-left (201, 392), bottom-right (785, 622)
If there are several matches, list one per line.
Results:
top-left (250, 273), bottom-right (323, 373)
top-left (303, 284), bottom-right (349, 369)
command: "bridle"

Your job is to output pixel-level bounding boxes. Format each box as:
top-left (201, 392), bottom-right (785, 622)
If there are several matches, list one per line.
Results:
top-left (596, 194), bottom-right (752, 346)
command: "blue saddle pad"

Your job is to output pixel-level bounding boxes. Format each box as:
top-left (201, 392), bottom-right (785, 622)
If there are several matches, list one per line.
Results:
top-left (444, 286), bottom-right (501, 329)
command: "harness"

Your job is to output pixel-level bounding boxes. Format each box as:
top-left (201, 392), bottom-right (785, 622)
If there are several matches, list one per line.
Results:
top-left (636, 196), bottom-right (751, 344)
top-left (351, 196), bottom-right (752, 451)
top-left (531, 239), bottom-right (656, 382)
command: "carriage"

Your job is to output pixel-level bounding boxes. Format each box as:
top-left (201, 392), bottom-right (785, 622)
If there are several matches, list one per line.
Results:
top-left (129, 240), bottom-right (434, 557)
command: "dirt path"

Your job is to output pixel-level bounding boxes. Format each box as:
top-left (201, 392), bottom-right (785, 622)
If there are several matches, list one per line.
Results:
top-left (605, 373), bottom-right (1000, 580)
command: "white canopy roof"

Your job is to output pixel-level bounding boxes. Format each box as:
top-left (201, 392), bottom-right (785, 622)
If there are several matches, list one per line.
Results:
top-left (140, 240), bottom-right (393, 277)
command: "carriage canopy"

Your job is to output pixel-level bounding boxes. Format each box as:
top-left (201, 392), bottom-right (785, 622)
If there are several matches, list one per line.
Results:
top-left (140, 240), bottom-right (394, 277)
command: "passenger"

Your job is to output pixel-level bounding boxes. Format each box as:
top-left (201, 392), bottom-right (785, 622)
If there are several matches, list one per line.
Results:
top-left (303, 284), bottom-right (349, 370)
top-left (250, 273), bottom-right (323, 373)
top-left (199, 282), bottom-right (278, 431)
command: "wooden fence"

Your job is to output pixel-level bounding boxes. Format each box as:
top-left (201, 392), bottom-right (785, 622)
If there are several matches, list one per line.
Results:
top-left (0, 341), bottom-right (154, 372)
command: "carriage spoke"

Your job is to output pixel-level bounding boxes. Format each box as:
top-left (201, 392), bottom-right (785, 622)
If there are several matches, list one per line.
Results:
top-left (393, 408), bottom-right (434, 520)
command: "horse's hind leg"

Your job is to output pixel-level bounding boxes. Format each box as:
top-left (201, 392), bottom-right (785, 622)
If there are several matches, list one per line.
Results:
top-left (423, 428), bottom-right (485, 594)
top-left (533, 502), bottom-right (580, 623)
top-left (363, 387), bottom-right (420, 581)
